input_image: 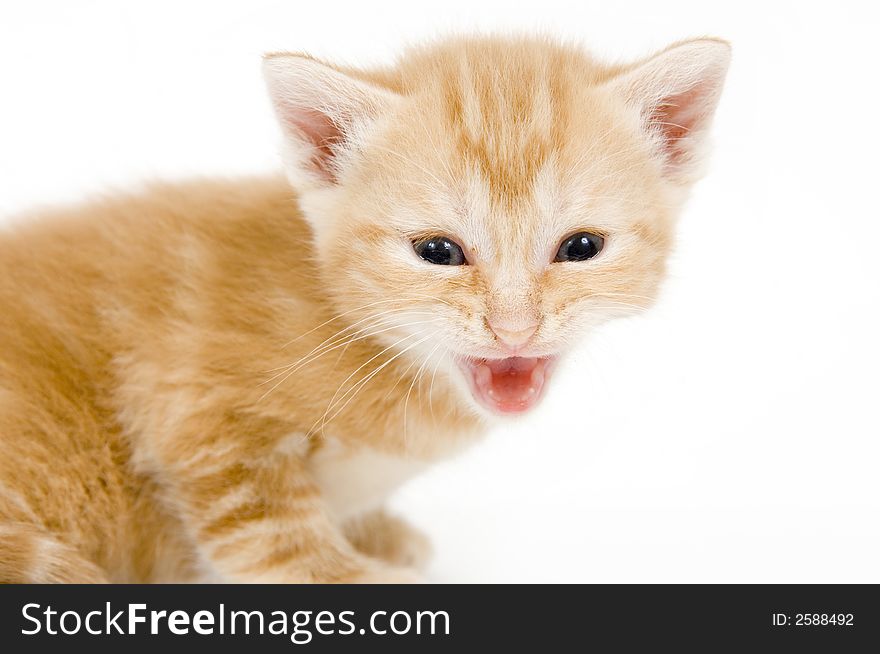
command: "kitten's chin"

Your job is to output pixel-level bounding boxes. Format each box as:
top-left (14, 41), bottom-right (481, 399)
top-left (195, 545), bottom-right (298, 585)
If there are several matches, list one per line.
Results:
top-left (458, 356), bottom-right (557, 416)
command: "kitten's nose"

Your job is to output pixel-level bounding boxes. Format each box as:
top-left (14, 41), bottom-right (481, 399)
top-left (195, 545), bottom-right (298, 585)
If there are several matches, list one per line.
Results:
top-left (487, 318), bottom-right (539, 348)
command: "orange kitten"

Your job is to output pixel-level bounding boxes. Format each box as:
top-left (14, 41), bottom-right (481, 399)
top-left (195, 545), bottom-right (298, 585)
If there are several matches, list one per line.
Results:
top-left (0, 35), bottom-right (729, 582)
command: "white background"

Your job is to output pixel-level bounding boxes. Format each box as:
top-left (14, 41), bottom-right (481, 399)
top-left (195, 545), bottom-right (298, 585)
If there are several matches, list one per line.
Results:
top-left (1, 1), bottom-right (878, 582)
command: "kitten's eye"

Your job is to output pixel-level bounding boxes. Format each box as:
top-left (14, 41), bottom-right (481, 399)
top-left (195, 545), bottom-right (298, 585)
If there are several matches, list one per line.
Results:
top-left (554, 232), bottom-right (605, 262)
top-left (413, 236), bottom-right (467, 266)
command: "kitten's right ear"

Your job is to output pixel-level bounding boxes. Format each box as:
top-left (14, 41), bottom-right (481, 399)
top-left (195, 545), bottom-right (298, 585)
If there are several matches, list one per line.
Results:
top-left (262, 54), bottom-right (399, 189)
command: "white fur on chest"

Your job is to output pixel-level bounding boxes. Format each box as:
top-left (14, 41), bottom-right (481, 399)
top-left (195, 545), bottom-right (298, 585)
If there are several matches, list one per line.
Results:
top-left (308, 438), bottom-right (427, 522)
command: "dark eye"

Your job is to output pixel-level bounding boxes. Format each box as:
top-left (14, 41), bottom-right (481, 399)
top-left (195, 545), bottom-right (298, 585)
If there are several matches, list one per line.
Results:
top-left (554, 232), bottom-right (605, 262)
top-left (413, 236), bottom-right (467, 266)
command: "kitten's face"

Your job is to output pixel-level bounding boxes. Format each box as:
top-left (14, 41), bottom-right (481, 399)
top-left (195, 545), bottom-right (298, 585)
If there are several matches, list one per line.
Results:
top-left (265, 37), bottom-right (729, 417)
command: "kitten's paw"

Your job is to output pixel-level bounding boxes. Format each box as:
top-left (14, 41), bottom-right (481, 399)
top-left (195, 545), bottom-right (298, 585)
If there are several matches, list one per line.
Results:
top-left (377, 517), bottom-right (432, 571)
top-left (344, 510), bottom-right (433, 571)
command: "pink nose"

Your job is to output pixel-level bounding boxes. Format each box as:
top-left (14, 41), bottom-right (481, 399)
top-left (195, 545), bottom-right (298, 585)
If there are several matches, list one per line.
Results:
top-left (488, 319), bottom-right (538, 348)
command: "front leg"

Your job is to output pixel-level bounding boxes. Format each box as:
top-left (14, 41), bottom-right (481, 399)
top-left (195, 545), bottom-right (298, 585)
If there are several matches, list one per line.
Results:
top-left (344, 509), bottom-right (433, 572)
top-left (149, 413), bottom-right (418, 583)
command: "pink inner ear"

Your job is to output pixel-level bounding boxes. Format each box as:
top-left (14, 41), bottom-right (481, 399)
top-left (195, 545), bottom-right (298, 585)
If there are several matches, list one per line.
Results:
top-left (649, 83), bottom-right (711, 164)
top-left (281, 106), bottom-right (344, 181)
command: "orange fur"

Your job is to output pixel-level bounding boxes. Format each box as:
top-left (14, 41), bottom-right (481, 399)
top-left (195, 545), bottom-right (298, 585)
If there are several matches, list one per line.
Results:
top-left (0, 35), bottom-right (728, 582)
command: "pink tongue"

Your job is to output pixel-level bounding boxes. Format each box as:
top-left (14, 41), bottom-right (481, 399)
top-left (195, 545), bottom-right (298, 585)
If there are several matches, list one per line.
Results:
top-left (472, 357), bottom-right (546, 413)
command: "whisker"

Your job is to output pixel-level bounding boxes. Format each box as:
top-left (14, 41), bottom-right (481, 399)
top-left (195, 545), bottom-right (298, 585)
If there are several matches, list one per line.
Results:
top-left (279, 295), bottom-right (452, 351)
top-left (259, 317), bottom-right (442, 395)
top-left (279, 298), bottom-right (414, 350)
top-left (427, 342), bottom-right (447, 424)
top-left (314, 329), bottom-right (432, 423)
top-left (313, 332), bottom-right (437, 435)
top-left (264, 311), bottom-right (439, 381)
top-left (402, 341), bottom-right (443, 448)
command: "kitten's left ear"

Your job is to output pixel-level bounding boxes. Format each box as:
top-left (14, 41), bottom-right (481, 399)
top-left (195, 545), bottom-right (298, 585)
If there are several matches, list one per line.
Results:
top-left (605, 38), bottom-right (731, 182)
top-left (263, 54), bottom-right (399, 190)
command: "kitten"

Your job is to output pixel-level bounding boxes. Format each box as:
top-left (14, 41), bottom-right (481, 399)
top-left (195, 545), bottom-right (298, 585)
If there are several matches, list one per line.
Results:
top-left (0, 36), bottom-right (729, 583)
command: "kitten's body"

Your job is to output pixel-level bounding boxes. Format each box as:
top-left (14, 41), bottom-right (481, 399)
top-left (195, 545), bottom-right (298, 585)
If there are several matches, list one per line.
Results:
top-left (0, 176), bottom-right (475, 581)
top-left (0, 37), bottom-right (728, 582)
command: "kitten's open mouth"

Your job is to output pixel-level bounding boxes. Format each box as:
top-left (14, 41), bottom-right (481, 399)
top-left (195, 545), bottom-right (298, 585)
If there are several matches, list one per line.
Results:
top-left (458, 356), bottom-right (556, 415)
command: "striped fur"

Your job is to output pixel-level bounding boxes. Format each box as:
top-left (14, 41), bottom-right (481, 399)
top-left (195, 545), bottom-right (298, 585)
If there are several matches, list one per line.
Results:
top-left (0, 36), bottom-right (728, 582)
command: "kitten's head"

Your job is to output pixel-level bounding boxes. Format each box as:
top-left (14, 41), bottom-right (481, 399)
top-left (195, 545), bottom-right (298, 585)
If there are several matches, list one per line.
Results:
top-left (264, 36), bottom-right (729, 418)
